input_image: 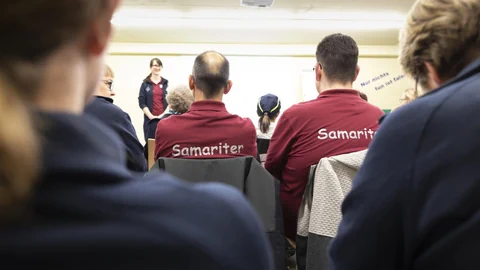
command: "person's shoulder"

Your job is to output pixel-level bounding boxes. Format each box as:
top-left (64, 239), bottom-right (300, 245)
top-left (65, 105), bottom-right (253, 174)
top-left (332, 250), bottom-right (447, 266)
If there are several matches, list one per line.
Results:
top-left (385, 75), bottom-right (480, 130)
top-left (85, 96), bottom-right (108, 107)
top-left (103, 171), bottom-right (256, 222)
top-left (140, 80), bottom-right (153, 90)
top-left (376, 100), bottom-right (430, 137)
top-left (101, 100), bottom-right (130, 121)
top-left (3, 170), bottom-right (271, 269)
top-left (375, 86), bottom-right (451, 151)
top-left (283, 100), bottom-right (316, 116)
top-left (363, 101), bottom-right (385, 116)
top-left (271, 105), bottom-right (302, 126)
top-left (85, 98), bottom-right (119, 117)
top-left (433, 73), bottom-right (480, 112)
top-left (225, 111), bottom-right (250, 123)
top-left (368, 75), bottom-right (480, 185)
top-left (157, 113), bottom-right (183, 127)
top-left (124, 172), bottom-right (270, 266)
top-left (155, 114), bottom-right (186, 138)
top-left (230, 114), bottom-right (256, 130)
top-left (423, 74), bottom-right (480, 138)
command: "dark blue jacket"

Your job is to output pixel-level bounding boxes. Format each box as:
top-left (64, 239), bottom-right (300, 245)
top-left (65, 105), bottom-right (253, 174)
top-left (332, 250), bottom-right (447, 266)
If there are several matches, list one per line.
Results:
top-left (85, 96), bottom-right (147, 172)
top-left (329, 58), bottom-right (480, 270)
top-left (0, 112), bottom-right (273, 270)
top-left (138, 78), bottom-right (168, 140)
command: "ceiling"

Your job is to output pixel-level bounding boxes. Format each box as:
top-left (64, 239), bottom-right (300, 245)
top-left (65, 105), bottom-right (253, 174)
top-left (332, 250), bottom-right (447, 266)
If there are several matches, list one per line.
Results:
top-left (113, 0), bottom-right (417, 45)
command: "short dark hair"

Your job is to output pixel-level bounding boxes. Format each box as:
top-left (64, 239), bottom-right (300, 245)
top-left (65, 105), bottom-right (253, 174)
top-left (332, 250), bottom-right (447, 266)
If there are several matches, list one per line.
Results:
top-left (192, 51), bottom-right (229, 99)
top-left (150, 58), bottom-right (163, 68)
top-left (359, 92), bottom-right (368, 101)
top-left (145, 58), bottom-right (163, 81)
top-left (316, 33), bottom-right (359, 84)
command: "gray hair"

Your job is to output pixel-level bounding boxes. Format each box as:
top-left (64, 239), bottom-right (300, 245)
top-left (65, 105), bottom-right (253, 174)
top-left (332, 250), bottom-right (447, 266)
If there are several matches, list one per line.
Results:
top-left (166, 84), bottom-right (194, 114)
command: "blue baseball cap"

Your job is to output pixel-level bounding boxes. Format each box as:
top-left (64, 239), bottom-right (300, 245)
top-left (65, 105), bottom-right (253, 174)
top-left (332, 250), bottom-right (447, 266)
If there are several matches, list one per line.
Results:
top-left (257, 94), bottom-right (281, 117)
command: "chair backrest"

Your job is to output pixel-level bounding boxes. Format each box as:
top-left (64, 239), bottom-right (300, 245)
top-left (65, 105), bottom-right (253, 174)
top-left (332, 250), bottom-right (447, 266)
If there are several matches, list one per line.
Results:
top-left (296, 149), bottom-right (368, 270)
top-left (148, 156), bottom-right (286, 270)
top-left (148, 156), bottom-right (276, 232)
top-left (310, 149), bottom-right (367, 237)
top-left (147, 139), bottom-right (155, 170)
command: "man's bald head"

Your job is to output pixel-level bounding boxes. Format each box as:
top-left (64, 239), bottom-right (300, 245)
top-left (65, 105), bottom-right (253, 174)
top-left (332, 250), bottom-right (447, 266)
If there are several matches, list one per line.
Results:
top-left (192, 51), bottom-right (230, 99)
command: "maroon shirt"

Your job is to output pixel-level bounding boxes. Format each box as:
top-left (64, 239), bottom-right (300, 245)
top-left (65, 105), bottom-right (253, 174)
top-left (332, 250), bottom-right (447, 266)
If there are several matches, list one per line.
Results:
top-left (154, 100), bottom-right (257, 160)
top-left (265, 89), bottom-right (384, 239)
top-left (151, 79), bottom-right (164, 115)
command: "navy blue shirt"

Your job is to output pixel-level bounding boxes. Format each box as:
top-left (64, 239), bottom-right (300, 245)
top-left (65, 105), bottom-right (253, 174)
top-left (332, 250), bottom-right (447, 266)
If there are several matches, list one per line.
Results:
top-left (329, 58), bottom-right (480, 269)
top-left (0, 112), bottom-right (273, 270)
top-left (85, 96), bottom-right (147, 172)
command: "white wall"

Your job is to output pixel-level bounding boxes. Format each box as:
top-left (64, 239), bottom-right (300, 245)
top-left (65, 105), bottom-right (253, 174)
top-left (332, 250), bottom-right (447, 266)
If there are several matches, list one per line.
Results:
top-left (107, 43), bottom-right (413, 144)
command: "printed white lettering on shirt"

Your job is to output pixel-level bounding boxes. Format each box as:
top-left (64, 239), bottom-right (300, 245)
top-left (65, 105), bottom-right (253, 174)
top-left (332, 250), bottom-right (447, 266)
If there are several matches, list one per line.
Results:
top-left (317, 128), bottom-right (376, 140)
top-left (172, 143), bottom-right (244, 157)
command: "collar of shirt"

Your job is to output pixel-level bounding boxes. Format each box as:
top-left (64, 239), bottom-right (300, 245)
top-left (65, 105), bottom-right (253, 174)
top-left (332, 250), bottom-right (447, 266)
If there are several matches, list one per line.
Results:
top-left (318, 89), bottom-right (360, 99)
top-left (189, 100), bottom-right (227, 112)
top-left (149, 77), bottom-right (163, 85)
top-left (168, 109), bottom-right (181, 115)
top-left (95, 95), bottom-right (114, 104)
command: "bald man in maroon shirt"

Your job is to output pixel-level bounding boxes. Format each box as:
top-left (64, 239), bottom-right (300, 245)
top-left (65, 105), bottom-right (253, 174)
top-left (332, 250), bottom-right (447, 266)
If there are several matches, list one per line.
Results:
top-left (154, 51), bottom-right (257, 160)
top-left (265, 34), bottom-right (384, 240)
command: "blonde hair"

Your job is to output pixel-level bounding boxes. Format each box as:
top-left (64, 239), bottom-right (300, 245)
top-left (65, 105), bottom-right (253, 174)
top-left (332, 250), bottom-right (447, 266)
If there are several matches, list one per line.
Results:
top-left (105, 65), bottom-right (115, 78)
top-left (166, 85), bottom-right (194, 114)
top-left (0, 76), bottom-right (38, 223)
top-left (399, 0), bottom-right (480, 91)
top-left (0, 0), bottom-right (110, 223)
top-left (402, 88), bottom-right (418, 102)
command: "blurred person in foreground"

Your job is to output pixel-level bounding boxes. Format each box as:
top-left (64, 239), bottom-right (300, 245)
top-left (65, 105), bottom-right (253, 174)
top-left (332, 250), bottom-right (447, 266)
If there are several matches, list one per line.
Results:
top-left (330, 0), bottom-right (480, 269)
top-left (0, 1), bottom-right (273, 269)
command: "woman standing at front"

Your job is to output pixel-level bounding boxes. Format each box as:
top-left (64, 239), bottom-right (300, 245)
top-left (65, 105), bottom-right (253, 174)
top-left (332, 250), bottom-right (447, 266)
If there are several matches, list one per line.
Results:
top-left (138, 58), bottom-right (169, 141)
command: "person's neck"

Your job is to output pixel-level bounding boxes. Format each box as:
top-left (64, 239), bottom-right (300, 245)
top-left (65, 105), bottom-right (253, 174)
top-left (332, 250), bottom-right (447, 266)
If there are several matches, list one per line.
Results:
top-left (34, 48), bottom-right (87, 114)
top-left (194, 90), bottom-right (223, 102)
top-left (150, 74), bottom-right (161, 83)
top-left (319, 81), bottom-right (354, 93)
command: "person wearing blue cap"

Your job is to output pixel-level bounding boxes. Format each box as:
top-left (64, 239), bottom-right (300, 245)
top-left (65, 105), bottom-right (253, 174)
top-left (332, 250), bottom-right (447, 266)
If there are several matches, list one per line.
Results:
top-left (257, 94), bottom-right (281, 139)
top-left (256, 94), bottom-right (281, 164)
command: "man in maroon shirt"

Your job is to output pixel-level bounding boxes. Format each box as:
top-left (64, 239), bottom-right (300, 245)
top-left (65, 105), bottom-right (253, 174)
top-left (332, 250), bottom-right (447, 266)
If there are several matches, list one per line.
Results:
top-left (154, 51), bottom-right (257, 160)
top-left (265, 33), bottom-right (384, 240)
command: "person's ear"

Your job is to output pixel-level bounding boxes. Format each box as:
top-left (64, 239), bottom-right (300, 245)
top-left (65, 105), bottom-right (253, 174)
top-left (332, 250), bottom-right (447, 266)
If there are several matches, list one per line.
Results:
top-left (86, 0), bottom-right (120, 56)
top-left (425, 62), bottom-right (441, 89)
top-left (224, 80), bottom-right (233, 95)
top-left (315, 63), bottom-right (322, 82)
top-left (189, 75), bottom-right (195, 91)
top-left (353, 65), bottom-right (360, 82)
